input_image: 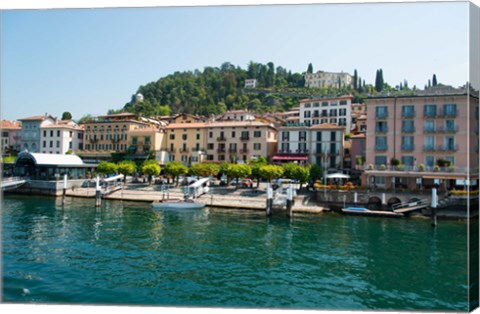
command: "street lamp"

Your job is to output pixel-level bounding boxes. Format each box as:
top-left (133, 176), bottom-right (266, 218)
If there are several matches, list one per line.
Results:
top-left (323, 144), bottom-right (329, 198)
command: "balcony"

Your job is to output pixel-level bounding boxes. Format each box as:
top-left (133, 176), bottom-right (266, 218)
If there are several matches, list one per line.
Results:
top-left (169, 148), bottom-right (176, 153)
top-left (444, 110), bottom-right (458, 118)
top-left (401, 126), bottom-right (416, 133)
top-left (402, 111), bottom-right (416, 118)
top-left (375, 126), bottom-right (389, 133)
top-left (240, 136), bottom-right (250, 141)
top-left (179, 147), bottom-right (190, 153)
top-left (375, 112), bottom-right (388, 119)
top-left (228, 148), bottom-right (237, 153)
top-left (423, 145), bottom-right (436, 152)
top-left (438, 126), bottom-right (459, 133)
top-left (443, 144), bottom-right (459, 152)
top-left (239, 148), bottom-right (249, 153)
top-left (374, 145), bottom-right (388, 152)
top-left (401, 144), bottom-right (415, 152)
top-left (217, 148), bottom-right (226, 153)
top-left (423, 111), bottom-right (437, 118)
top-left (423, 127), bottom-right (436, 134)
top-left (217, 136), bottom-right (227, 142)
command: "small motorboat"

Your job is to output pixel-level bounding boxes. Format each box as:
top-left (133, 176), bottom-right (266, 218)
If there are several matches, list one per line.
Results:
top-left (151, 198), bottom-right (205, 210)
top-left (341, 207), bottom-right (403, 218)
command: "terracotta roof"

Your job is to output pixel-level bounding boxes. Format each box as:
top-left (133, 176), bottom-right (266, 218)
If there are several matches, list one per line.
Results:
top-left (40, 124), bottom-right (83, 130)
top-left (351, 133), bottom-right (366, 138)
top-left (310, 123), bottom-right (345, 130)
top-left (98, 112), bottom-right (136, 118)
top-left (130, 126), bottom-right (164, 133)
top-left (0, 120), bottom-right (21, 129)
top-left (166, 122), bottom-right (207, 129)
top-left (299, 95), bottom-right (354, 103)
top-left (206, 121), bottom-right (273, 128)
top-left (19, 115), bottom-right (51, 121)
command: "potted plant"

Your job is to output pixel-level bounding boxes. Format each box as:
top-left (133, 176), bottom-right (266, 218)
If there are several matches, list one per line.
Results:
top-left (397, 164), bottom-right (405, 171)
top-left (418, 163), bottom-right (425, 171)
top-left (433, 165), bottom-right (440, 172)
top-left (380, 164), bottom-right (386, 170)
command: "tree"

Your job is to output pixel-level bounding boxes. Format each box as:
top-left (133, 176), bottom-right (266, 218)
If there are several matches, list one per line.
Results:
top-left (96, 161), bottom-right (118, 176)
top-left (117, 160), bottom-right (137, 183)
top-left (224, 164), bottom-right (252, 189)
top-left (189, 163), bottom-right (220, 178)
top-left (374, 69), bottom-right (384, 92)
top-left (282, 163), bottom-right (310, 189)
top-left (309, 164), bottom-right (323, 182)
top-left (164, 161), bottom-right (189, 186)
top-left (353, 69), bottom-right (358, 90)
top-left (61, 111), bottom-right (72, 120)
top-left (307, 63), bottom-right (314, 74)
top-left (432, 74), bottom-right (438, 86)
top-left (142, 160), bottom-right (161, 185)
top-left (77, 114), bottom-right (95, 124)
top-left (250, 156), bottom-right (267, 188)
top-left (258, 165), bottom-right (284, 183)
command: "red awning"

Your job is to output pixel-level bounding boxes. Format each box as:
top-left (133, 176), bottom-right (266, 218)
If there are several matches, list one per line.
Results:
top-left (273, 155), bottom-right (309, 161)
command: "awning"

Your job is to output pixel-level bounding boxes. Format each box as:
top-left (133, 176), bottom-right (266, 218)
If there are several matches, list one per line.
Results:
top-left (326, 173), bottom-right (350, 179)
top-left (273, 155), bottom-right (308, 161)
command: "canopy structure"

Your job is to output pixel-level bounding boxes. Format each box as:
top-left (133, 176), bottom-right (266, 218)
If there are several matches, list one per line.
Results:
top-left (103, 174), bottom-right (125, 182)
top-left (273, 155), bottom-right (309, 161)
top-left (326, 173), bottom-right (351, 179)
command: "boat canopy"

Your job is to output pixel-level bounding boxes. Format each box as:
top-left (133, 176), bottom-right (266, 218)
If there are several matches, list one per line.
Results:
top-left (103, 174), bottom-right (124, 182)
top-left (326, 173), bottom-right (350, 179)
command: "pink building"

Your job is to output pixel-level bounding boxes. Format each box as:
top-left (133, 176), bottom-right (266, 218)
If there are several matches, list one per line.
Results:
top-left (1, 120), bottom-right (22, 154)
top-left (363, 86), bottom-right (479, 190)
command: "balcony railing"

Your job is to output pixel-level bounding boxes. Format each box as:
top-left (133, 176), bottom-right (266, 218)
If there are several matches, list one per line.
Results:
top-left (169, 148), bottom-right (176, 153)
top-left (375, 112), bottom-right (388, 119)
top-left (240, 136), bottom-right (250, 141)
top-left (437, 126), bottom-right (459, 133)
top-left (423, 127), bottom-right (436, 133)
top-left (228, 148), bottom-right (237, 153)
top-left (401, 144), bottom-right (415, 151)
top-left (217, 148), bottom-right (226, 153)
top-left (423, 145), bottom-right (459, 152)
top-left (216, 136), bottom-right (227, 142)
top-left (374, 145), bottom-right (388, 151)
top-left (402, 111), bottom-right (416, 118)
top-left (239, 149), bottom-right (249, 153)
top-left (360, 165), bottom-right (470, 173)
top-left (179, 148), bottom-right (190, 153)
top-left (423, 111), bottom-right (437, 118)
top-left (375, 126), bottom-right (389, 133)
top-left (401, 126), bottom-right (416, 133)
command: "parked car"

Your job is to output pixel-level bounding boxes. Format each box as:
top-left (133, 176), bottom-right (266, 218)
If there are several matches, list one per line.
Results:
top-left (229, 178), bottom-right (253, 188)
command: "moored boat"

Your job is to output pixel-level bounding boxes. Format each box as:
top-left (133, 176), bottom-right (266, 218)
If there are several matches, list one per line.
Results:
top-left (341, 207), bottom-right (404, 218)
top-left (151, 198), bottom-right (205, 210)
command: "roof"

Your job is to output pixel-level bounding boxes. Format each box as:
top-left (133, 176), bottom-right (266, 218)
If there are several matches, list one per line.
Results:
top-left (166, 122), bottom-right (207, 129)
top-left (16, 152), bottom-right (85, 166)
top-left (130, 126), bottom-right (164, 133)
top-left (273, 155), bottom-right (309, 161)
top-left (19, 115), bottom-right (55, 121)
top-left (310, 123), bottom-right (345, 130)
top-left (299, 95), bottom-right (354, 103)
top-left (0, 120), bottom-right (21, 129)
top-left (98, 112), bottom-right (136, 118)
top-left (206, 121), bottom-right (274, 128)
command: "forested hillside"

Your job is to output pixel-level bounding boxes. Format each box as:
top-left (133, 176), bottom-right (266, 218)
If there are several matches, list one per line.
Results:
top-left (118, 61), bottom-right (358, 117)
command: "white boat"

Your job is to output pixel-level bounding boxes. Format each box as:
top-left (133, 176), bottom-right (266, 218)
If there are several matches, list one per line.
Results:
top-left (151, 198), bottom-right (205, 210)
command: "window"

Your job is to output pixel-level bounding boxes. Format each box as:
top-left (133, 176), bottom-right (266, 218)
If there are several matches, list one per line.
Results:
top-left (281, 143), bottom-right (290, 152)
top-left (132, 137), bottom-right (138, 144)
top-left (401, 120), bottom-right (415, 133)
top-left (50, 130), bottom-right (54, 137)
top-left (322, 102), bottom-right (329, 107)
top-left (254, 131), bottom-right (261, 138)
top-left (339, 108), bottom-right (347, 116)
top-left (209, 132), bottom-right (213, 138)
top-left (376, 121), bottom-right (388, 133)
top-left (304, 111), bottom-right (311, 118)
top-left (299, 131), bottom-right (307, 141)
top-left (207, 143), bottom-right (214, 150)
top-left (445, 120), bottom-right (456, 132)
top-left (43, 141), bottom-right (46, 148)
top-left (196, 133), bottom-right (200, 140)
top-left (375, 106), bottom-right (388, 118)
top-left (445, 136), bottom-right (455, 150)
top-left (169, 134), bottom-right (175, 140)
top-left (339, 100), bottom-right (347, 105)
top-left (402, 105), bottom-right (415, 118)
top-left (375, 136), bottom-right (387, 151)
top-left (232, 131), bottom-right (236, 138)
top-left (425, 156), bottom-right (435, 167)
top-left (317, 131), bottom-right (322, 141)
top-left (401, 136), bottom-right (414, 151)
top-left (444, 104), bottom-right (457, 117)
top-left (330, 131), bottom-right (336, 141)
top-left (424, 136), bottom-right (435, 150)
top-left (50, 141), bottom-right (53, 148)
top-left (43, 130), bottom-right (47, 137)
top-left (182, 134), bottom-right (187, 140)
top-left (424, 120), bottom-right (435, 132)
top-left (145, 136), bottom-right (151, 144)
top-left (253, 143), bottom-right (261, 150)
top-left (304, 103), bottom-right (311, 108)
top-left (375, 155), bottom-right (387, 166)
top-left (329, 109), bottom-right (337, 117)
top-left (57, 130), bottom-right (61, 137)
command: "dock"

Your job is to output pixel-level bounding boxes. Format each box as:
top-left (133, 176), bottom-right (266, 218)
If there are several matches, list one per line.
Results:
top-left (341, 207), bottom-right (404, 218)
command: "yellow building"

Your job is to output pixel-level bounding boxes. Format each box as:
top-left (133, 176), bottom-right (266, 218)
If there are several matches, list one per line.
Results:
top-left (127, 126), bottom-right (167, 162)
top-left (165, 122), bottom-right (207, 165)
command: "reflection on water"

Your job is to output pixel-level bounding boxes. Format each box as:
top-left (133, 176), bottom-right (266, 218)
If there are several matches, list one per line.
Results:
top-left (2, 195), bottom-right (470, 311)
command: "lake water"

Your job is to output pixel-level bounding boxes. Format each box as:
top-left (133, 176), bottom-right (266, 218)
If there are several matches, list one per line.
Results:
top-left (1, 195), bottom-right (471, 311)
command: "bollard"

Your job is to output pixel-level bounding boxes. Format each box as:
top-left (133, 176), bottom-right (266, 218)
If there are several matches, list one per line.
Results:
top-left (431, 188), bottom-right (437, 227)
top-left (286, 184), bottom-right (293, 217)
top-left (266, 184), bottom-right (273, 217)
top-left (62, 174), bottom-right (67, 205)
top-left (95, 176), bottom-right (101, 207)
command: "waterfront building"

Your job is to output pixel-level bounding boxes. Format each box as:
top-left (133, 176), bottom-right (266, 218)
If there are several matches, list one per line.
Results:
top-left (304, 71), bottom-right (353, 89)
top-left (127, 126), bottom-right (167, 163)
top-left (354, 114), bottom-right (367, 133)
top-left (274, 122), bottom-right (345, 172)
top-left (18, 114), bottom-right (56, 153)
top-left (310, 123), bottom-right (345, 172)
top-left (204, 121), bottom-right (277, 163)
top-left (165, 122), bottom-right (207, 165)
top-left (363, 85), bottom-right (479, 190)
top-left (298, 95), bottom-right (353, 132)
top-left (40, 120), bottom-right (84, 155)
top-left (1, 120), bottom-right (22, 155)
top-left (77, 112), bottom-right (153, 163)
top-left (173, 113), bottom-right (205, 124)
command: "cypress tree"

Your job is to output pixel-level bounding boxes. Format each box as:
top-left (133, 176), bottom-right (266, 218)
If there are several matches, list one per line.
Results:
top-left (353, 69), bottom-right (358, 90)
top-left (432, 74), bottom-right (438, 86)
top-left (307, 63), bottom-right (313, 74)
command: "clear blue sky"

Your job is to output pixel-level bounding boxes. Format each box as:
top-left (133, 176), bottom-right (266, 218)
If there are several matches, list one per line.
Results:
top-left (1, 1), bottom-right (472, 121)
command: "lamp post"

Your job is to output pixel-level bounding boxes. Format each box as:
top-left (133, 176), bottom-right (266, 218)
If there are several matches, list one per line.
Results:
top-left (323, 144), bottom-right (329, 199)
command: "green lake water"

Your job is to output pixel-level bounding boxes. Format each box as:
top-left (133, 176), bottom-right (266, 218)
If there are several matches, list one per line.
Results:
top-left (1, 195), bottom-right (471, 310)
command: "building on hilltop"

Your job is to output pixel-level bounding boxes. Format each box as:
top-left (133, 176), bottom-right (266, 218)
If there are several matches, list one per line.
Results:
top-left (244, 79), bottom-right (257, 89)
top-left (363, 85), bottom-right (479, 190)
top-left (217, 109), bottom-right (255, 122)
top-left (1, 120), bottom-right (22, 155)
top-left (304, 71), bottom-right (353, 89)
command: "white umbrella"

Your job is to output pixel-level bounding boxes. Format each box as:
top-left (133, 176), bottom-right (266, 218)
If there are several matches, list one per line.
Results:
top-left (326, 173), bottom-right (351, 179)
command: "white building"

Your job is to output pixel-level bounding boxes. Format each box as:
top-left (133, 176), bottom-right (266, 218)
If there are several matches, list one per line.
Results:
top-left (304, 71), bottom-right (353, 89)
top-left (19, 115), bottom-right (56, 153)
top-left (298, 95), bottom-right (353, 132)
top-left (40, 120), bottom-right (84, 154)
top-left (244, 79), bottom-right (257, 89)
top-left (217, 109), bottom-right (255, 122)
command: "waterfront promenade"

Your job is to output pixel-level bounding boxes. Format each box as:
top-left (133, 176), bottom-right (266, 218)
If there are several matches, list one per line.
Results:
top-left (66, 184), bottom-right (325, 214)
